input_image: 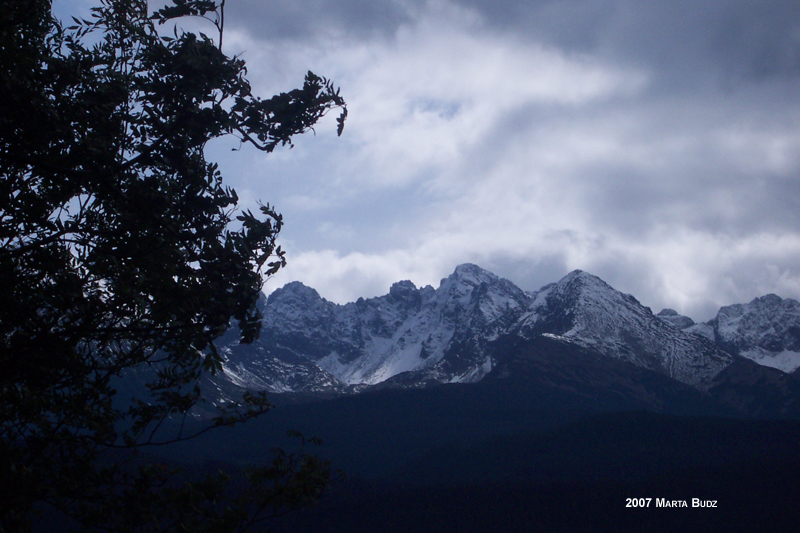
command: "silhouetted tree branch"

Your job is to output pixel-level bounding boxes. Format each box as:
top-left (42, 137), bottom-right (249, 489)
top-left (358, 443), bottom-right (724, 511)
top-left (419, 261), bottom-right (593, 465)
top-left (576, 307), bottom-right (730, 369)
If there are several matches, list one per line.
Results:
top-left (0, 0), bottom-right (346, 530)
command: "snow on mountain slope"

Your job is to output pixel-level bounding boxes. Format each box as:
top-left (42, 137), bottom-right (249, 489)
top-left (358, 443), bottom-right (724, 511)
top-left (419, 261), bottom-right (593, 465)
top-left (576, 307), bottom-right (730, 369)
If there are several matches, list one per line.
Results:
top-left (221, 264), bottom-right (530, 390)
top-left (212, 264), bottom-right (800, 395)
top-left (656, 309), bottom-right (695, 329)
top-left (515, 270), bottom-right (732, 388)
top-left (710, 295), bottom-right (800, 373)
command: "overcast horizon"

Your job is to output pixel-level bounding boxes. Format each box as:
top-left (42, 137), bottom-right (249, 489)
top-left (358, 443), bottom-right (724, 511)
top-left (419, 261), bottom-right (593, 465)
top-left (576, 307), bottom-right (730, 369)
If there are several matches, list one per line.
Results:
top-left (56, 0), bottom-right (800, 322)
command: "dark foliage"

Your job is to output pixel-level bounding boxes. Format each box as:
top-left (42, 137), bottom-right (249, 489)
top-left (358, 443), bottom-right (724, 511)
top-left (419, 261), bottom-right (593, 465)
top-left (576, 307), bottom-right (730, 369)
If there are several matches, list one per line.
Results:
top-left (0, 0), bottom-right (345, 530)
top-left (264, 413), bottom-right (800, 533)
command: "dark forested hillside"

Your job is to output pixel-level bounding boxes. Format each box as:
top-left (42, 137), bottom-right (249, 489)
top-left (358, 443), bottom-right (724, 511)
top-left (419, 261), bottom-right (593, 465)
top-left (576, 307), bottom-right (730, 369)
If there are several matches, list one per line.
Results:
top-left (150, 335), bottom-right (800, 531)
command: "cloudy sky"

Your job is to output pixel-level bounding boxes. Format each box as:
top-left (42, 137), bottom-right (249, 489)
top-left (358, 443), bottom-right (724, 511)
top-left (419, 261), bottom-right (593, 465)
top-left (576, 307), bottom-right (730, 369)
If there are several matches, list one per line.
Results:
top-left (57, 0), bottom-right (800, 321)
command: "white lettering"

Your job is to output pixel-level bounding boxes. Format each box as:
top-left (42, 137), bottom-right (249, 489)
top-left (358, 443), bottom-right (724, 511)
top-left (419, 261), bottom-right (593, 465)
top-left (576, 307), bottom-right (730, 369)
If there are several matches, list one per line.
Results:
top-left (692, 499), bottom-right (717, 508)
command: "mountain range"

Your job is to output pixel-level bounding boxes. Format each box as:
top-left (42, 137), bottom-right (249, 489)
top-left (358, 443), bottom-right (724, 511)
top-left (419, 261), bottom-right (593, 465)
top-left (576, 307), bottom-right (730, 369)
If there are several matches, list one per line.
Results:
top-left (207, 264), bottom-right (800, 415)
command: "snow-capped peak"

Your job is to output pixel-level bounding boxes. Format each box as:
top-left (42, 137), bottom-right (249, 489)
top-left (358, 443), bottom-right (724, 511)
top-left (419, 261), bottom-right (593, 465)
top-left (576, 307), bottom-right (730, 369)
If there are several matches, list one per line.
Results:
top-left (448, 263), bottom-right (500, 285)
top-left (656, 308), bottom-right (695, 329)
top-left (711, 294), bottom-right (800, 373)
top-left (516, 270), bottom-right (732, 388)
top-left (214, 263), bottom-right (797, 396)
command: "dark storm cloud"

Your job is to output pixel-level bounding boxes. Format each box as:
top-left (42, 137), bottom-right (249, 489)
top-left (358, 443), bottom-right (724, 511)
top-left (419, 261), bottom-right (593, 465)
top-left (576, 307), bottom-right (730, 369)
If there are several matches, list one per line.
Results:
top-left (579, 163), bottom-right (800, 240)
top-left (455, 0), bottom-right (617, 51)
top-left (456, 0), bottom-right (800, 85)
top-left (228, 0), bottom-right (800, 87)
top-left (223, 0), bottom-right (418, 40)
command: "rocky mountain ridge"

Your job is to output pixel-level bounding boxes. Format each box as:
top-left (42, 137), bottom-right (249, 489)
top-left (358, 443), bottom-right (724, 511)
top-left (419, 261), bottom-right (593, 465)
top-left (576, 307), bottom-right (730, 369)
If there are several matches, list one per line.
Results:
top-left (649, 295), bottom-right (800, 374)
top-left (208, 264), bottom-right (800, 401)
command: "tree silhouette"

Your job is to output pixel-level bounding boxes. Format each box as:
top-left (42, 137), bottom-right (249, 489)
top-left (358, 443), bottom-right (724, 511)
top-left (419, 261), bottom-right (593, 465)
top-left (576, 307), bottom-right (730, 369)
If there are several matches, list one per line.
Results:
top-left (0, 0), bottom-right (346, 530)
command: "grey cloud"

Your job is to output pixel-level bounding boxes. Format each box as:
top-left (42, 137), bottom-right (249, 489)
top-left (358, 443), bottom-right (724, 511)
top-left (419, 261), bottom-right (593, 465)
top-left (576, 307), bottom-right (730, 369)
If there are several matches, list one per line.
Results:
top-left (225, 0), bottom-right (800, 86)
top-left (456, 0), bottom-right (617, 51)
top-left (223, 0), bottom-right (419, 41)
top-left (211, 0), bottom-right (800, 320)
top-left (474, 79), bottom-right (800, 240)
top-left (484, 253), bottom-right (570, 294)
top-left (706, 1), bottom-right (800, 82)
top-left (578, 167), bottom-right (797, 240)
top-left (457, 0), bottom-right (800, 87)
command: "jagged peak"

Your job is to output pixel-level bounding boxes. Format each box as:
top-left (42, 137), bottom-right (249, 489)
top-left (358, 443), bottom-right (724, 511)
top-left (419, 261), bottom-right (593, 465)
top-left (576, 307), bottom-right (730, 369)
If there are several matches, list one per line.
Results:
top-left (560, 269), bottom-right (603, 283)
top-left (443, 262), bottom-right (518, 289)
top-left (555, 269), bottom-right (619, 296)
top-left (390, 279), bottom-right (417, 294)
top-left (388, 279), bottom-right (423, 308)
top-left (538, 269), bottom-right (652, 320)
top-left (750, 293), bottom-right (784, 306)
top-left (718, 294), bottom-right (799, 316)
top-left (451, 263), bottom-right (496, 280)
top-left (715, 294), bottom-right (796, 322)
top-left (267, 281), bottom-right (323, 305)
top-left (657, 308), bottom-right (695, 329)
top-left (440, 264), bottom-right (529, 302)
